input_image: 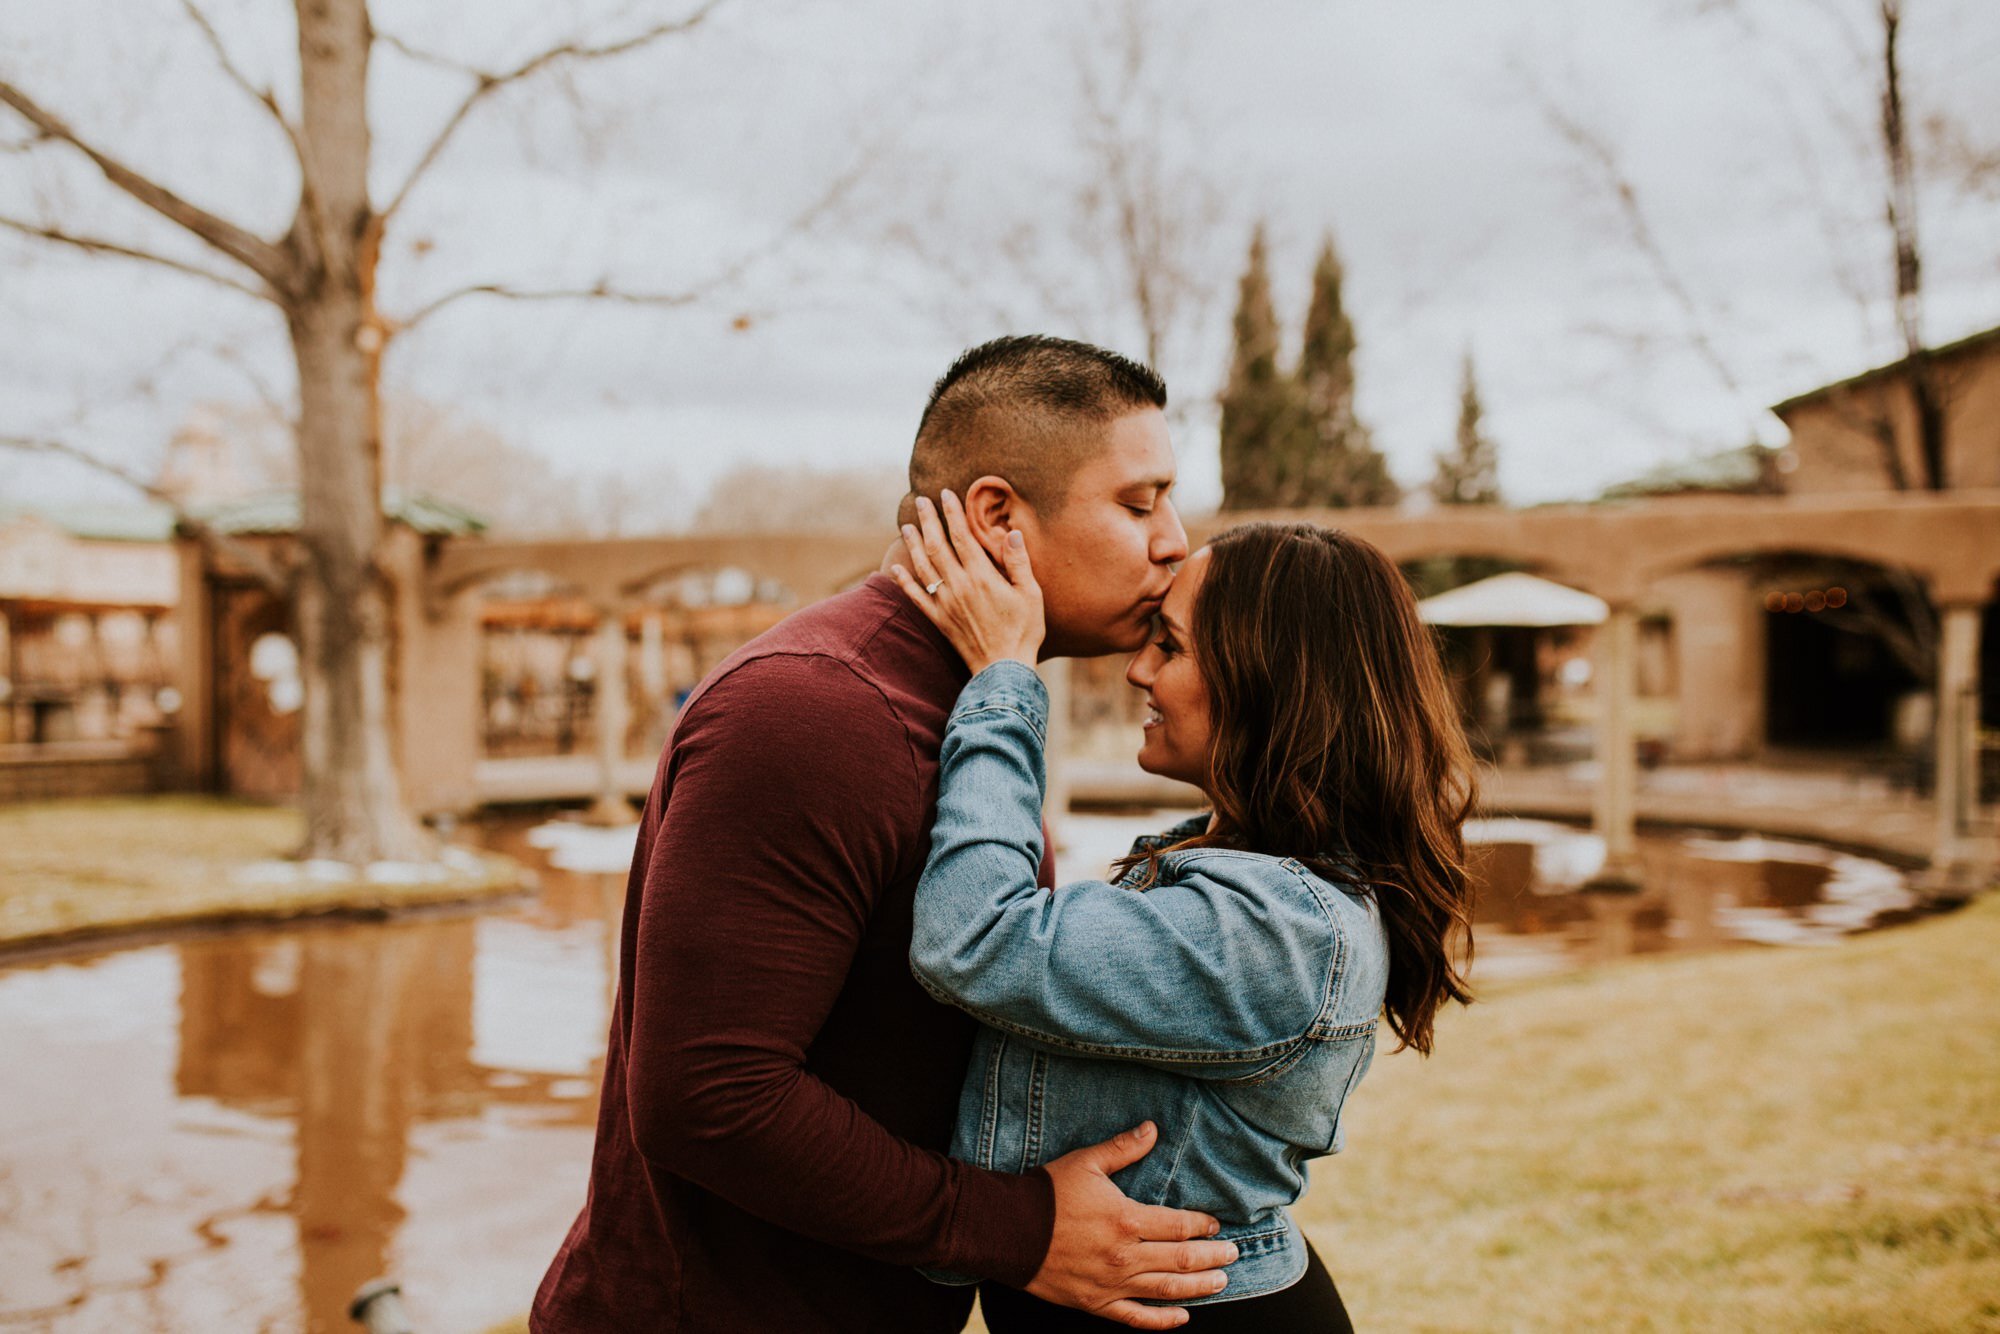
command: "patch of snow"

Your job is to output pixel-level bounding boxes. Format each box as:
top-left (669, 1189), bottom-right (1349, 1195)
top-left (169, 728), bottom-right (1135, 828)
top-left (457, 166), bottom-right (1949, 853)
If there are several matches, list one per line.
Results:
top-left (232, 860), bottom-right (304, 887)
top-left (525, 819), bottom-right (640, 873)
top-left (363, 861), bottom-right (450, 886)
top-left (1464, 817), bottom-right (1575, 845)
top-left (440, 846), bottom-right (487, 874)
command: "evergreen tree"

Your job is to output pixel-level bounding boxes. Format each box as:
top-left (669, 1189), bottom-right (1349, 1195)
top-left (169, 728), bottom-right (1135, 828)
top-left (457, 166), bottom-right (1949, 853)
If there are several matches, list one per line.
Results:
top-left (1218, 224), bottom-right (1291, 510)
top-left (1295, 234), bottom-right (1399, 508)
top-left (1431, 351), bottom-right (1502, 505)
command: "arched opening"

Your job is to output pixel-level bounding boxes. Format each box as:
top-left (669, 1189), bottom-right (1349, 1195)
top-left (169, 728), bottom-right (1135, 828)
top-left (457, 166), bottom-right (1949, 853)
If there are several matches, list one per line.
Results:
top-left (1984, 579), bottom-right (2000, 801)
top-left (214, 584), bottom-right (300, 799)
top-left (1643, 549), bottom-right (1936, 770)
top-left (464, 568), bottom-right (601, 763)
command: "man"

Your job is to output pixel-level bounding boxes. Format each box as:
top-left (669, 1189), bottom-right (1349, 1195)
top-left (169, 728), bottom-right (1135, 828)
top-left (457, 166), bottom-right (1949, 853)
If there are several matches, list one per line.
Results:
top-left (532, 336), bottom-right (1234, 1332)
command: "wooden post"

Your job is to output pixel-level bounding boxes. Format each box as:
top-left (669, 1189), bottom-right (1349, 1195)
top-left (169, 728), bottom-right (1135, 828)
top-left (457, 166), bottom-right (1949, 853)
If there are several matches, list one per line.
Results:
top-left (1925, 601), bottom-right (1982, 891)
top-left (587, 609), bottom-right (632, 825)
top-left (1588, 603), bottom-right (1642, 891)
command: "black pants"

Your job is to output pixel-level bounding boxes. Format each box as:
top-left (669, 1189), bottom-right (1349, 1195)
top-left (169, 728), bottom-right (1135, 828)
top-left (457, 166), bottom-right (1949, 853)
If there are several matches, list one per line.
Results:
top-left (979, 1243), bottom-right (1353, 1333)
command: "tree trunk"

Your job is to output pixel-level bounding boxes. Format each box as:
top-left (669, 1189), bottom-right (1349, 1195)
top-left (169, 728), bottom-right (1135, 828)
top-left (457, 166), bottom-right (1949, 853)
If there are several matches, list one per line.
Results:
top-left (289, 0), bottom-right (427, 861)
top-left (1879, 0), bottom-right (1950, 491)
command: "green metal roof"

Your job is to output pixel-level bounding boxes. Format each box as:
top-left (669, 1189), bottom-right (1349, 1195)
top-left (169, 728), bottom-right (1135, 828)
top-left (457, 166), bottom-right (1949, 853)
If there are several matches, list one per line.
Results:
top-left (0, 502), bottom-right (178, 543)
top-left (1598, 444), bottom-right (1781, 500)
top-left (4, 491), bottom-right (488, 541)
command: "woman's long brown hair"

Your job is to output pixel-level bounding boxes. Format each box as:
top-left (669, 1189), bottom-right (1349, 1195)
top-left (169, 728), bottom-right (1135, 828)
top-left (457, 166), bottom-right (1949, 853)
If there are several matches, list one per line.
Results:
top-left (1117, 522), bottom-right (1478, 1054)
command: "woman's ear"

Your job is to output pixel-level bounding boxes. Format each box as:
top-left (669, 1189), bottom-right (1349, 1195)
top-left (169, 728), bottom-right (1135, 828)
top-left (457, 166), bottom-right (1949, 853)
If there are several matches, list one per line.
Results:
top-left (959, 475), bottom-right (1021, 564)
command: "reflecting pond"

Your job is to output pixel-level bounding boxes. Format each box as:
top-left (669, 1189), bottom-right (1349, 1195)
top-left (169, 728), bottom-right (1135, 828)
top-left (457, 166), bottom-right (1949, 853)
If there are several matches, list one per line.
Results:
top-left (0, 811), bottom-right (1919, 1331)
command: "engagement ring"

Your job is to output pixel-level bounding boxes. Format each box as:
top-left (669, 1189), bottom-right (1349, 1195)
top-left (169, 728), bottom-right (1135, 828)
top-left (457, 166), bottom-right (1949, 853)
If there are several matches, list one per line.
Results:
top-left (925, 579), bottom-right (944, 595)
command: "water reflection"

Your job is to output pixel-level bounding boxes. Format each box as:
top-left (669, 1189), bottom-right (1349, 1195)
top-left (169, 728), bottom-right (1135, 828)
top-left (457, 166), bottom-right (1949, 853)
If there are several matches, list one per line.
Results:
top-left (173, 924), bottom-right (480, 1330)
top-left (1464, 818), bottom-right (1916, 978)
top-left (0, 821), bottom-right (624, 1333)
top-left (0, 811), bottom-right (1917, 1331)
top-left (1061, 811), bottom-right (1918, 982)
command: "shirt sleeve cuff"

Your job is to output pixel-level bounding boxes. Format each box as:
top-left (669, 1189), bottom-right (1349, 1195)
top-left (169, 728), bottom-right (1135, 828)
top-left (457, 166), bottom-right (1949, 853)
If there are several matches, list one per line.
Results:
top-left (952, 661), bottom-right (1050, 739)
top-left (945, 1164), bottom-right (1057, 1288)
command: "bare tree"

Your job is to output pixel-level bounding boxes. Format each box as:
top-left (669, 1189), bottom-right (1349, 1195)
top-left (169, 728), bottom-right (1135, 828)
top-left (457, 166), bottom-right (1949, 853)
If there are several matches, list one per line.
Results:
top-left (1517, 64), bottom-right (1751, 411)
top-left (1518, 0), bottom-right (1988, 688)
top-left (880, 0), bottom-right (1236, 413)
top-left (1526, 0), bottom-right (1979, 492)
top-left (1874, 0), bottom-right (1947, 491)
top-left (0, 0), bottom-right (834, 862)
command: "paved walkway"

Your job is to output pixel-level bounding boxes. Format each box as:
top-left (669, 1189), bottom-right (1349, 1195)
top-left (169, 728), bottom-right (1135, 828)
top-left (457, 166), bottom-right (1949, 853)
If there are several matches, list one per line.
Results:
top-left (1069, 758), bottom-right (1995, 873)
top-left (1482, 763), bottom-right (1960, 866)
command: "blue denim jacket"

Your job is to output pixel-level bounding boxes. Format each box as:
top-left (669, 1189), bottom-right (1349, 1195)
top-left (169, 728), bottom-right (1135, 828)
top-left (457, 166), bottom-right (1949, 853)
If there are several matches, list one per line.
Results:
top-left (910, 662), bottom-right (1389, 1304)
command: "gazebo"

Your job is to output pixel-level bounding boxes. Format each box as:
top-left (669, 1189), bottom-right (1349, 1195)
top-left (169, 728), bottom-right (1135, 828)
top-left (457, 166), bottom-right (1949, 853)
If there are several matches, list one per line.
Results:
top-left (1418, 572), bottom-right (1609, 628)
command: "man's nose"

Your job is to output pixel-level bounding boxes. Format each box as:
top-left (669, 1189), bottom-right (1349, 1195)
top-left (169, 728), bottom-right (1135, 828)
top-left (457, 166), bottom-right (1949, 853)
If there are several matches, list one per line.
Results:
top-left (1152, 499), bottom-right (1190, 565)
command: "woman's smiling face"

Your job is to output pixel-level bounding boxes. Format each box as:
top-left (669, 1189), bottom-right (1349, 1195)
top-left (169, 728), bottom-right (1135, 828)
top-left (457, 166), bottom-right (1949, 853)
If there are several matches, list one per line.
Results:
top-left (1124, 547), bottom-right (1214, 790)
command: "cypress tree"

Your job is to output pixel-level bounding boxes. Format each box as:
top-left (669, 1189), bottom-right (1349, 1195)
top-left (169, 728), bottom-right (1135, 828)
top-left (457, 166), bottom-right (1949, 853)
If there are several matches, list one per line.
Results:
top-left (1296, 234), bottom-right (1399, 508)
top-left (1431, 350), bottom-right (1502, 505)
top-left (1217, 224), bottom-right (1290, 511)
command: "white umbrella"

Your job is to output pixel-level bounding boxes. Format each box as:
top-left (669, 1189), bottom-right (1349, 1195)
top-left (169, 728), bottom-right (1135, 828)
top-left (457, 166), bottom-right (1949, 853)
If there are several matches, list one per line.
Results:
top-left (1418, 572), bottom-right (1609, 628)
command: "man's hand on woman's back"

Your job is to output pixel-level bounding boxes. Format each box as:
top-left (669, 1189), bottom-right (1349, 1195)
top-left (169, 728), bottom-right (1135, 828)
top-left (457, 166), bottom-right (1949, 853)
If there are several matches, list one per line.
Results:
top-left (1027, 1121), bottom-right (1237, 1330)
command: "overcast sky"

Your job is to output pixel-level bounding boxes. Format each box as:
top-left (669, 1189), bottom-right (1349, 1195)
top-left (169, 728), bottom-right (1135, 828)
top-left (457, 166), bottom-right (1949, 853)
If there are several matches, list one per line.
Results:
top-left (4, 0), bottom-right (1998, 522)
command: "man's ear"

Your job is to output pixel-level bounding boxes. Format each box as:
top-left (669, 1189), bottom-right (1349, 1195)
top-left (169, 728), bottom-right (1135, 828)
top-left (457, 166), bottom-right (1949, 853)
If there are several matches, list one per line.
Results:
top-left (960, 475), bottom-right (1022, 565)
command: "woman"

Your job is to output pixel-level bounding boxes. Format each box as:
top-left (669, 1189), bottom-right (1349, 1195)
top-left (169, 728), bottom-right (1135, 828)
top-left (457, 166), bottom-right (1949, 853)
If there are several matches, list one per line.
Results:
top-left (891, 496), bottom-right (1477, 1331)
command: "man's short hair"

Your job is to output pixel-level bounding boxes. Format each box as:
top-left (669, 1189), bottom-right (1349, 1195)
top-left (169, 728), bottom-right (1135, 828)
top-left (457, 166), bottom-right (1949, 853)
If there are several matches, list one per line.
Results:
top-left (904, 335), bottom-right (1167, 523)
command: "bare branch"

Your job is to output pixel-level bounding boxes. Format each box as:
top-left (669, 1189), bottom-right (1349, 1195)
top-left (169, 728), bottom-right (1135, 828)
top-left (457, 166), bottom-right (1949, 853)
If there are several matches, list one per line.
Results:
top-left (0, 80), bottom-right (290, 292)
top-left (0, 432), bottom-right (292, 596)
top-left (372, 29), bottom-right (480, 77)
top-left (212, 343), bottom-right (299, 435)
top-left (392, 278), bottom-right (707, 334)
top-left (1927, 113), bottom-right (2000, 196)
top-left (173, 0), bottom-right (328, 256)
top-left (377, 1), bottom-right (726, 223)
top-left (176, 0), bottom-right (305, 163)
top-left (1516, 65), bottom-right (1747, 403)
top-left (0, 212), bottom-right (274, 302)
top-left (391, 114), bottom-right (873, 337)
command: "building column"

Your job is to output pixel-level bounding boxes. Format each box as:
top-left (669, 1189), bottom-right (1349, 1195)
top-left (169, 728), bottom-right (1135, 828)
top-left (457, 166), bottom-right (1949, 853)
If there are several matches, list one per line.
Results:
top-left (638, 609), bottom-right (668, 753)
top-left (587, 608), bottom-right (633, 825)
top-left (170, 537), bottom-right (217, 791)
top-left (1038, 658), bottom-right (1073, 852)
top-left (1588, 602), bottom-right (1642, 890)
top-left (0, 605), bottom-right (13, 744)
top-left (638, 610), bottom-right (666, 701)
top-left (1927, 601), bottom-right (1983, 888)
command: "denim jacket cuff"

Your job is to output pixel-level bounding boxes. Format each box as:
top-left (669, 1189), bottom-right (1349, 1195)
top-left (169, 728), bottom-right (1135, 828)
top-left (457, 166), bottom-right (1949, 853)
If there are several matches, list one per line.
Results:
top-left (952, 661), bottom-right (1049, 741)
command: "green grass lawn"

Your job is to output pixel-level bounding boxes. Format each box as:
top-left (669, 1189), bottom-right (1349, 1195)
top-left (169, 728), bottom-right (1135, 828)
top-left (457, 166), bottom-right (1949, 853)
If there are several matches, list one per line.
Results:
top-left (1298, 895), bottom-right (2000, 1332)
top-left (0, 796), bottom-right (524, 952)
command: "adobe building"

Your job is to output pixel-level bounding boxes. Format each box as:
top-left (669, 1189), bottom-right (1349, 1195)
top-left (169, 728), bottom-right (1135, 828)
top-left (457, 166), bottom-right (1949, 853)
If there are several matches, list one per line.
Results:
top-left (0, 503), bottom-right (182, 801)
top-left (1773, 323), bottom-right (2000, 494)
top-left (0, 503), bottom-right (180, 745)
top-left (1404, 325), bottom-right (2000, 772)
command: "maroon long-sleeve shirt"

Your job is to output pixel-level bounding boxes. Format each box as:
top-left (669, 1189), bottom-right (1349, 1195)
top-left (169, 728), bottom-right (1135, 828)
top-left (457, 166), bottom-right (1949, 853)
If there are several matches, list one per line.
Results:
top-left (532, 575), bottom-right (1057, 1332)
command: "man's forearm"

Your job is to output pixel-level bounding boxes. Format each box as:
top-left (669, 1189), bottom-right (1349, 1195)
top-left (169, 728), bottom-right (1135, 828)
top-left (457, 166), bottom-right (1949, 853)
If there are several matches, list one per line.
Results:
top-left (626, 1034), bottom-right (1052, 1282)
